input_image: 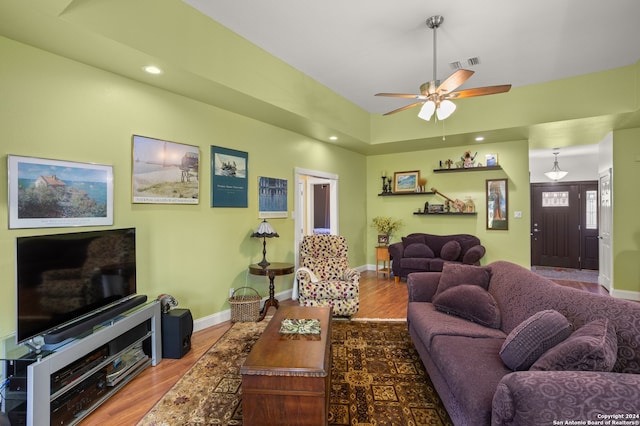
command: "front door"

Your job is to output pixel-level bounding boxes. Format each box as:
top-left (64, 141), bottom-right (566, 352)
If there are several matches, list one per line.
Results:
top-left (531, 183), bottom-right (580, 268)
top-left (531, 181), bottom-right (599, 269)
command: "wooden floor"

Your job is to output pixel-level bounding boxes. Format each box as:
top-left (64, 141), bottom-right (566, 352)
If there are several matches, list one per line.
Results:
top-left (80, 270), bottom-right (604, 425)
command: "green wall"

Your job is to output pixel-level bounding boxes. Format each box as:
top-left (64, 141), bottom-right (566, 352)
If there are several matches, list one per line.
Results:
top-left (366, 141), bottom-right (531, 266)
top-left (0, 36), bottom-right (367, 338)
top-left (612, 128), bottom-right (640, 294)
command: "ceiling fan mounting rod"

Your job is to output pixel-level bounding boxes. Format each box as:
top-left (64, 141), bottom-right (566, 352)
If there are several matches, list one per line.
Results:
top-left (426, 15), bottom-right (443, 84)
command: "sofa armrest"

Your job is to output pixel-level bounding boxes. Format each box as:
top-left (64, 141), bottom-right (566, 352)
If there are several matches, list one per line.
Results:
top-left (492, 371), bottom-right (640, 426)
top-left (406, 272), bottom-right (441, 302)
top-left (343, 267), bottom-right (360, 285)
top-left (388, 242), bottom-right (404, 260)
top-left (462, 244), bottom-right (486, 265)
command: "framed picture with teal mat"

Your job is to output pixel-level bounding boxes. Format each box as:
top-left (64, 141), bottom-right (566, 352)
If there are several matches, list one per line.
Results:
top-left (211, 146), bottom-right (248, 207)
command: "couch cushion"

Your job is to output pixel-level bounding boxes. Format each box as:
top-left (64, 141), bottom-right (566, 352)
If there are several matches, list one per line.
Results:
top-left (440, 240), bottom-right (461, 261)
top-left (462, 244), bottom-right (485, 264)
top-left (404, 243), bottom-right (434, 258)
top-left (400, 257), bottom-right (431, 271)
top-left (435, 263), bottom-right (492, 297)
top-left (430, 335), bottom-right (511, 426)
top-left (433, 284), bottom-right (501, 329)
top-left (402, 235), bottom-right (425, 246)
top-left (407, 302), bottom-right (506, 350)
top-left (530, 318), bottom-right (618, 372)
top-left (499, 310), bottom-right (572, 371)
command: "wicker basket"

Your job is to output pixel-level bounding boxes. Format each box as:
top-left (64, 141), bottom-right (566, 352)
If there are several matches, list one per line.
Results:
top-left (229, 287), bottom-right (261, 322)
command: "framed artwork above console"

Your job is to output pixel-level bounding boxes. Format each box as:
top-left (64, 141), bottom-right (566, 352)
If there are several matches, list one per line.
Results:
top-left (7, 155), bottom-right (113, 229)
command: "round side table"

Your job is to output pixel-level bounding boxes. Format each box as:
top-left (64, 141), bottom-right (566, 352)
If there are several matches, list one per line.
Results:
top-left (248, 262), bottom-right (295, 321)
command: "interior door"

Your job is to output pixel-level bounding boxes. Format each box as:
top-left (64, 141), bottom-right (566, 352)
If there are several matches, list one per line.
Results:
top-left (531, 183), bottom-right (581, 268)
top-left (598, 169), bottom-right (612, 290)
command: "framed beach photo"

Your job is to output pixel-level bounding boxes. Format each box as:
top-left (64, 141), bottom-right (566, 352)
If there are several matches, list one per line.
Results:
top-left (132, 135), bottom-right (199, 204)
top-left (393, 170), bottom-right (420, 193)
top-left (486, 178), bottom-right (508, 230)
top-left (7, 155), bottom-right (113, 229)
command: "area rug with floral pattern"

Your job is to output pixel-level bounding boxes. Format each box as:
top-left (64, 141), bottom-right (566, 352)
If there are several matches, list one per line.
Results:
top-left (138, 320), bottom-right (452, 425)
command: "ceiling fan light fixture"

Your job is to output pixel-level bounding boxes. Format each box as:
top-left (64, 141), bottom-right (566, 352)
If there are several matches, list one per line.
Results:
top-left (544, 152), bottom-right (569, 181)
top-left (418, 100), bottom-right (436, 121)
top-left (436, 100), bottom-right (456, 120)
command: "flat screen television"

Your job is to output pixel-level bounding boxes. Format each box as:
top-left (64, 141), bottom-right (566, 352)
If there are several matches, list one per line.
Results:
top-left (15, 228), bottom-right (146, 345)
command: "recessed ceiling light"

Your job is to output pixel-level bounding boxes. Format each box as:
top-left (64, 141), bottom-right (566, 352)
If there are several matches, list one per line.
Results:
top-left (143, 65), bottom-right (162, 75)
top-left (475, 136), bottom-right (485, 142)
top-left (329, 136), bottom-right (338, 141)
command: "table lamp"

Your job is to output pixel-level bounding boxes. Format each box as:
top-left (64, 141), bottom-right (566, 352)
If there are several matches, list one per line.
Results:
top-left (251, 219), bottom-right (279, 267)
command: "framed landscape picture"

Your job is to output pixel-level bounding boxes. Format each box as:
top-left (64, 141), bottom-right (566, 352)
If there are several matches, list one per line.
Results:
top-left (258, 176), bottom-right (287, 218)
top-left (393, 170), bottom-right (420, 193)
top-left (7, 155), bottom-right (114, 229)
top-left (132, 135), bottom-right (200, 204)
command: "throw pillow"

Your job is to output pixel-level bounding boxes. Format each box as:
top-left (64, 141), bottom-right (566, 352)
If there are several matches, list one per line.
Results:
top-left (530, 318), bottom-right (618, 372)
top-left (440, 240), bottom-right (462, 261)
top-left (404, 243), bottom-right (435, 258)
top-left (499, 310), bottom-right (572, 371)
top-left (435, 263), bottom-right (492, 296)
top-left (402, 235), bottom-right (425, 247)
top-left (433, 284), bottom-right (501, 329)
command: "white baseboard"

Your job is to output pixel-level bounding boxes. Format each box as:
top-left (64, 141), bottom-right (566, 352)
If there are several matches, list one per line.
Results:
top-left (610, 288), bottom-right (640, 302)
top-left (193, 288), bottom-right (293, 332)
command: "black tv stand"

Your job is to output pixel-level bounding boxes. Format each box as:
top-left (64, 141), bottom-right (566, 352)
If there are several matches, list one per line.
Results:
top-left (43, 295), bottom-right (148, 344)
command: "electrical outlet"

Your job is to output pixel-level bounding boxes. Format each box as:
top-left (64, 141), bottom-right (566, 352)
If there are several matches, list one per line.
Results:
top-left (514, 211), bottom-right (522, 218)
top-left (229, 288), bottom-right (235, 298)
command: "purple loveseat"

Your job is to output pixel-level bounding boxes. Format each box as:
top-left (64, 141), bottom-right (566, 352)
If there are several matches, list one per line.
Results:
top-left (407, 260), bottom-right (640, 426)
top-left (388, 233), bottom-right (485, 282)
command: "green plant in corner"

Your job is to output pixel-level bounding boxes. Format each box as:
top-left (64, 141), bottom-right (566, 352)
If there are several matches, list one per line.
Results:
top-left (371, 216), bottom-right (403, 242)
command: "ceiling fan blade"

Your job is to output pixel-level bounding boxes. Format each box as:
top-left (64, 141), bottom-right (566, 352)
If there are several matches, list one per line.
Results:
top-left (381, 101), bottom-right (425, 116)
top-left (446, 84), bottom-right (512, 99)
top-left (375, 93), bottom-right (426, 99)
top-left (436, 69), bottom-right (474, 95)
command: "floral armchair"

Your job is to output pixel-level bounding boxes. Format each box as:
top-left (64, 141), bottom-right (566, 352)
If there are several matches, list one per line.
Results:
top-left (296, 234), bottom-right (360, 316)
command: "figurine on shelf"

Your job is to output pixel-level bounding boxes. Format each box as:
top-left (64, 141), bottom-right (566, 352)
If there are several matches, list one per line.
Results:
top-left (444, 159), bottom-right (453, 169)
top-left (462, 151), bottom-right (477, 168)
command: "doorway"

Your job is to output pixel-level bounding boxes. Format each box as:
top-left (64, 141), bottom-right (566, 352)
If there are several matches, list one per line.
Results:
top-left (530, 181), bottom-right (598, 270)
top-left (293, 168), bottom-right (339, 266)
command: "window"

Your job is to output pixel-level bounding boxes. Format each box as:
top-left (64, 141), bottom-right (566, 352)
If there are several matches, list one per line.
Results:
top-left (585, 190), bottom-right (597, 229)
top-left (542, 191), bottom-right (569, 207)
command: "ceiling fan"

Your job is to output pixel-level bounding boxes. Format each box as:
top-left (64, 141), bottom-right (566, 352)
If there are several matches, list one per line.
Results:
top-left (375, 15), bottom-right (511, 120)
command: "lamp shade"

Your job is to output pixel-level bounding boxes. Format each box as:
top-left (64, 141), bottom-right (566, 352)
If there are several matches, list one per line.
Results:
top-left (436, 100), bottom-right (456, 120)
top-left (252, 219), bottom-right (279, 238)
top-left (544, 152), bottom-right (568, 181)
top-left (418, 101), bottom-right (436, 121)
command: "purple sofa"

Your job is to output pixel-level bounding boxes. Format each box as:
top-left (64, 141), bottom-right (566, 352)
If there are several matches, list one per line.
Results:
top-left (407, 260), bottom-right (640, 426)
top-left (388, 233), bottom-right (485, 282)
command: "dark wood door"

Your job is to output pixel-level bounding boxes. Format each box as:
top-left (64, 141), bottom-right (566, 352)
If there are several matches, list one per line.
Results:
top-left (531, 183), bottom-right (580, 268)
top-left (531, 182), bottom-right (598, 269)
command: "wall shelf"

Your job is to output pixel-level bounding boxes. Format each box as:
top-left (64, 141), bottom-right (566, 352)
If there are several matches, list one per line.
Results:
top-left (433, 166), bottom-right (502, 173)
top-left (378, 191), bottom-right (434, 196)
top-left (413, 212), bottom-right (477, 216)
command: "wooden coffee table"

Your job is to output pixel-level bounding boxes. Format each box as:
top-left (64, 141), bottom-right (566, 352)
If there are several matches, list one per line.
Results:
top-left (241, 305), bottom-right (332, 425)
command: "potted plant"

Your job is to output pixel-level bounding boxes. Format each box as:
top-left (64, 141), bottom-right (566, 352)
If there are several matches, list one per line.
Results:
top-left (371, 216), bottom-right (403, 246)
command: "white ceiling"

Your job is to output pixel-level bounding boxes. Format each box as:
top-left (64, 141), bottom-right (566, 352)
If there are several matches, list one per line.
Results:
top-left (183, 0), bottom-right (640, 115)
